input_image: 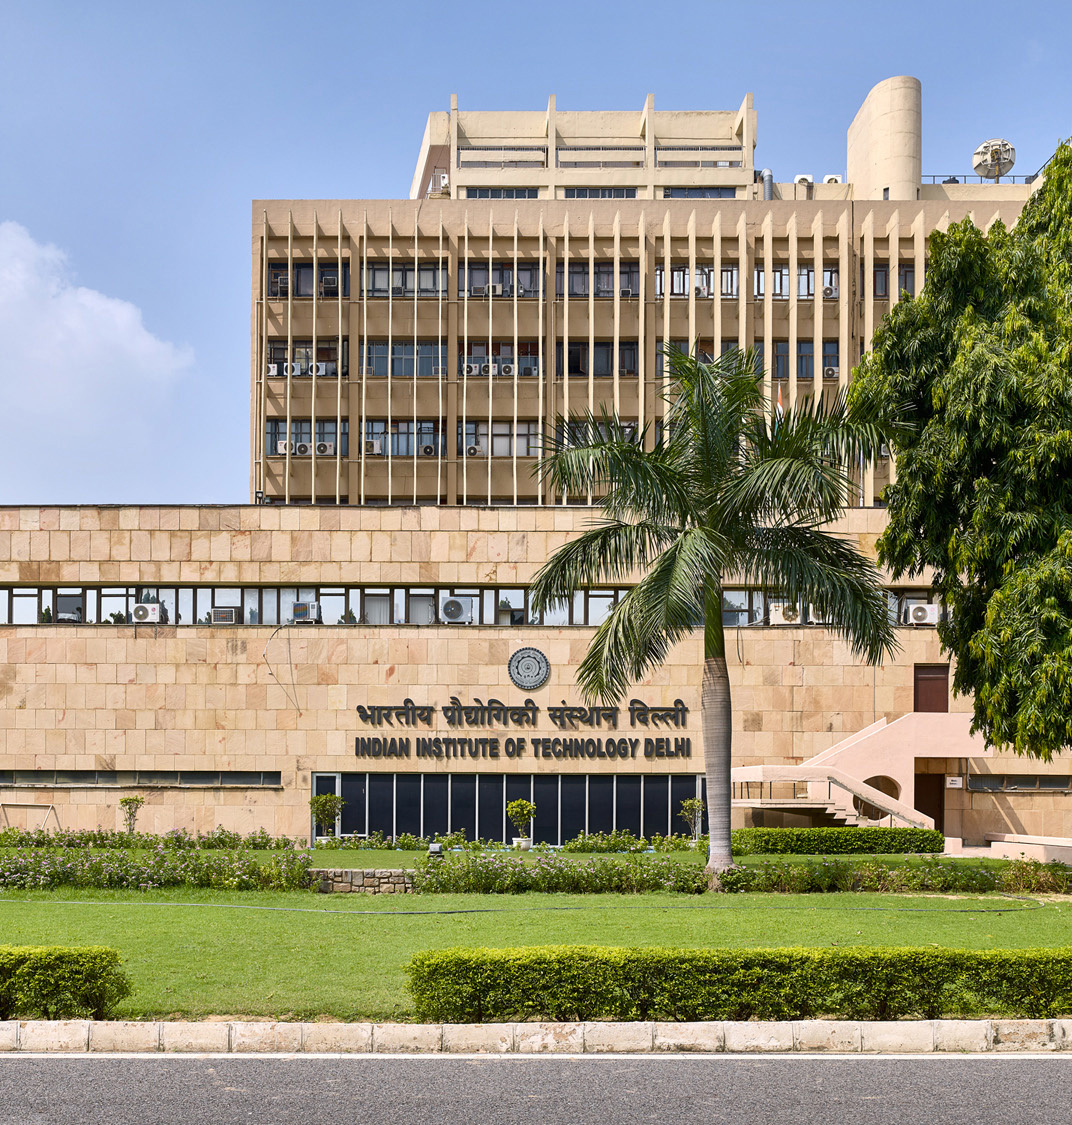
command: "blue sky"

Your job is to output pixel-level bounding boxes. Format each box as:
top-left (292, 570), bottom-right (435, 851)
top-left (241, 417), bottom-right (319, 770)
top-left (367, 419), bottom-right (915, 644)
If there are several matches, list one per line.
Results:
top-left (2, 0), bottom-right (1069, 504)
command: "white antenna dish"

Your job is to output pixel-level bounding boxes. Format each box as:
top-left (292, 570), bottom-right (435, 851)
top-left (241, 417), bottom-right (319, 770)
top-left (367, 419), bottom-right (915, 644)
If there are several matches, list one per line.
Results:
top-left (972, 138), bottom-right (1016, 181)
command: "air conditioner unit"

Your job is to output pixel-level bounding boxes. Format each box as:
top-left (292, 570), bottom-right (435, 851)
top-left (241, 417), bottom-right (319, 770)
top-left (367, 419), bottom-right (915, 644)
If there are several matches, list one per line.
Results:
top-left (521, 364), bottom-right (539, 377)
top-left (132, 603), bottom-right (160, 624)
top-left (905, 603), bottom-right (939, 626)
top-left (879, 442), bottom-right (890, 458)
top-left (438, 172), bottom-right (450, 190)
top-left (439, 593), bottom-right (475, 624)
top-left (365, 439), bottom-right (382, 455)
top-left (295, 442), bottom-right (312, 456)
top-left (273, 276), bottom-right (289, 296)
top-left (290, 601), bottom-right (320, 623)
top-left (323, 361), bottom-right (337, 377)
top-left (210, 607), bottom-right (238, 625)
top-left (464, 363), bottom-right (478, 376)
top-left (620, 288), bottom-right (634, 298)
top-left (471, 285), bottom-right (484, 297)
top-left (695, 286), bottom-right (707, 297)
top-left (769, 601), bottom-right (801, 626)
top-left (266, 363), bottom-right (279, 377)
top-left (822, 174), bottom-right (844, 184)
top-left (308, 363), bottom-right (326, 377)
top-left (822, 366), bottom-right (839, 379)
top-left (794, 174), bottom-right (814, 185)
top-left (822, 285), bottom-right (838, 299)
top-left (320, 274), bottom-right (339, 295)
top-left (315, 441), bottom-right (335, 456)
top-left (275, 440), bottom-right (292, 455)
top-left (500, 363), bottom-right (515, 376)
top-left (283, 362), bottom-right (302, 377)
top-left (432, 366), bottom-right (447, 377)
top-left (420, 443), bottom-right (437, 456)
top-left (486, 283), bottom-right (503, 297)
top-left (391, 285), bottom-right (405, 296)
top-left (466, 444), bottom-right (483, 457)
top-left (481, 363), bottom-right (498, 376)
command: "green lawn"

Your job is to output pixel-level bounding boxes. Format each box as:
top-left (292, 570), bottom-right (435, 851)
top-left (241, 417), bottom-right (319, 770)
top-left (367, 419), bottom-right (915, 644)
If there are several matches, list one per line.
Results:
top-left (2, 886), bottom-right (1068, 1021)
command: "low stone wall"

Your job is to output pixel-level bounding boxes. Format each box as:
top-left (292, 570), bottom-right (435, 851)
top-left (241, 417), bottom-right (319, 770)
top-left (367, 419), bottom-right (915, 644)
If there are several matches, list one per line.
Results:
top-left (316, 868), bottom-right (413, 894)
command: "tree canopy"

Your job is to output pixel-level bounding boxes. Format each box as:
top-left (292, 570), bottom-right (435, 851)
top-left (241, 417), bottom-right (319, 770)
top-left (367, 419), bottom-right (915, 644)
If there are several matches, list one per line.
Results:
top-left (850, 141), bottom-right (1072, 759)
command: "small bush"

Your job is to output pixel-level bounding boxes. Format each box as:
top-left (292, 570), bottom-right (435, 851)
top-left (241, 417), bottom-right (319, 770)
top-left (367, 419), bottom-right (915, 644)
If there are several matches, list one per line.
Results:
top-left (407, 946), bottom-right (1072, 1023)
top-left (997, 858), bottom-right (1072, 894)
top-left (717, 856), bottom-right (996, 894)
top-left (0, 946), bottom-right (132, 1019)
top-left (731, 827), bottom-right (945, 856)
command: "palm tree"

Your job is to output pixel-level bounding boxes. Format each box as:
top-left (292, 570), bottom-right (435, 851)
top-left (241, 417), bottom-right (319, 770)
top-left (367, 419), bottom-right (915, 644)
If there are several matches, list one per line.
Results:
top-left (529, 347), bottom-right (898, 874)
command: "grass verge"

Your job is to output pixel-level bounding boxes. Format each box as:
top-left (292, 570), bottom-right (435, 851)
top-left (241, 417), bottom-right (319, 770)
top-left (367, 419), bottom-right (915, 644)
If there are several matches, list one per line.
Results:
top-left (0, 886), bottom-right (1066, 1021)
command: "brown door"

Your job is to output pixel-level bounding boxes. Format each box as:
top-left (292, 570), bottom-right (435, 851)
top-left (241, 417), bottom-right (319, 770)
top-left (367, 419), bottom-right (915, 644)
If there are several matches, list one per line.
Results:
top-left (914, 664), bottom-right (949, 712)
top-left (914, 773), bottom-right (945, 834)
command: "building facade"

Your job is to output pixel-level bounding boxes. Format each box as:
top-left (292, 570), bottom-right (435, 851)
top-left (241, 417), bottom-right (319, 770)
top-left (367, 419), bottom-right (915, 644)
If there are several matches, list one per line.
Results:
top-left (1, 78), bottom-right (1062, 847)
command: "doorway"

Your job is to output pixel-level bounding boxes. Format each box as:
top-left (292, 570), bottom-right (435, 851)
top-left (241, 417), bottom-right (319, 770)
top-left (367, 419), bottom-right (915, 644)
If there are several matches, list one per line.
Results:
top-left (913, 772), bottom-right (945, 834)
top-left (914, 664), bottom-right (949, 712)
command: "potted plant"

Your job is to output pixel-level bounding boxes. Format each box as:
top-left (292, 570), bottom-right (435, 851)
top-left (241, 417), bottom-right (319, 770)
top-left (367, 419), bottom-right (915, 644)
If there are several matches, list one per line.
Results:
top-left (677, 797), bottom-right (706, 846)
top-left (506, 798), bottom-right (536, 851)
top-left (309, 793), bottom-right (346, 841)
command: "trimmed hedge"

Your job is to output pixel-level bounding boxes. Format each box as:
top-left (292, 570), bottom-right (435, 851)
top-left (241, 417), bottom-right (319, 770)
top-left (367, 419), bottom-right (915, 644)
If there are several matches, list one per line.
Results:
top-left (0, 947), bottom-right (131, 1019)
top-left (407, 946), bottom-right (1072, 1023)
top-left (731, 827), bottom-right (944, 856)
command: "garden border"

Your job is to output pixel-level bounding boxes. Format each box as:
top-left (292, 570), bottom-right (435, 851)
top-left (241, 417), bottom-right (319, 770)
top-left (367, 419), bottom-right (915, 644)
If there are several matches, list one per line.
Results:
top-left (1, 1018), bottom-right (1070, 1053)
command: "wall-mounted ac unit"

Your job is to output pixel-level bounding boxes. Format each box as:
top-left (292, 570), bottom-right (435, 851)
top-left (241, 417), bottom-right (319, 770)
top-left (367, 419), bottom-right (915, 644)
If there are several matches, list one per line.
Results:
top-left (822, 285), bottom-right (838, 299)
top-left (315, 442), bottom-right (334, 456)
top-left (308, 363), bottom-right (326, 377)
top-left (768, 601), bottom-right (801, 626)
top-left (438, 172), bottom-right (450, 190)
top-left (521, 364), bottom-right (539, 377)
top-left (470, 285), bottom-right (484, 296)
top-left (822, 366), bottom-right (839, 379)
top-left (439, 593), bottom-right (475, 624)
top-left (272, 277), bottom-right (289, 296)
top-left (320, 274), bottom-right (339, 295)
top-left (283, 362), bottom-right (301, 376)
top-left (695, 286), bottom-right (707, 297)
top-left (365, 439), bottom-right (382, 455)
top-left (793, 174), bottom-right (814, 185)
top-left (266, 363), bottom-right (279, 377)
top-left (295, 442), bottom-right (312, 456)
top-left (276, 441), bottom-right (292, 455)
top-left (466, 444), bottom-right (483, 457)
top-left (290, 601), bottom-right (320, 623)
top-left (132, 603), bottom-right (160, 623)
top-left (420, 443), bottom-right (437, 456)
top-left (879, 442), bottom-right (890, 458)
top-left (500, 363), bottom-right (515, 376)
top-left (391, 285), bottom-right (405, 296)
top-left (620, 288), bottom-right (634, 298)
top-left (486, 283), bottom-right (503, 297)
top-left (904, 603), bottom-right (939, 626)
top-left (210, 607), bottom-right (238, 625)
top-left (464, 363), bottom-right (478, 376)
top-left (822, 174), bottom-right (844, 184)
top-left (481, 363), bottom-right (497, 376)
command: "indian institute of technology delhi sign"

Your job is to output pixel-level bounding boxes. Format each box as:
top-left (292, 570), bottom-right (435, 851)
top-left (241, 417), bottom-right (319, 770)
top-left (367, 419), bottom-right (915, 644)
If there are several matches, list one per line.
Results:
top-left (353, 648), bottom-right (692, 766)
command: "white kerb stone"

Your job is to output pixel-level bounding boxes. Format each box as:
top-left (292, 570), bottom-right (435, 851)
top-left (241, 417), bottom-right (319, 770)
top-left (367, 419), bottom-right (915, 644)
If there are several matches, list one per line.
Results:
top-left (723, 1022), bottom-right (794, 1053)
top-left (442, 1023), bottom-right (515, 1053)
top-left (89, 1021), bottom-right (161, 1052)
top-left (300, 1023), bottom-right (374, 1053)
top-left (515, 1022), bottom-right (585, 1053)
top-left (160, 1022), bottom-right (231, 1053)
top-left (653, 1022), bottom-right (724, 1053)
top-left (19, 1021), bottom-right (90, 1053)
top-left (860, 1021), bottom-right (935, 1053)
top-left (373, 1023), bottom-right (443, 1052)
top-left (583, 1021), bottom-right (654, 1053)
top-left (230, 1022), bottom-right (303, 1053)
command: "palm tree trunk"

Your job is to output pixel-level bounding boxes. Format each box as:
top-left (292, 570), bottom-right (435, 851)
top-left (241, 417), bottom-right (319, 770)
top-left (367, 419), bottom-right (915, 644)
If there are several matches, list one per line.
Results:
top-left (702, 655), bottom-right (734, 872)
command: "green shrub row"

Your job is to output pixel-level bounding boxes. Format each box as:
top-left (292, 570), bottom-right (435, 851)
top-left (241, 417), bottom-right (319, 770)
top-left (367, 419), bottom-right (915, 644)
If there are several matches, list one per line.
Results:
top-left (408, 946), bottom-right (1072, 1023)
top-left (559, 831), bottom-right (701, 853)
top-left (0, 846), bottom-right (312, 890)
top-left (719, 857), bottom-right (997, 894)
top-left (731, 827), bottom-right (944, 856)
top-left (0, 947), bottom-right (132, 1019)
top-left (0, 826), bottom-right (298, 851)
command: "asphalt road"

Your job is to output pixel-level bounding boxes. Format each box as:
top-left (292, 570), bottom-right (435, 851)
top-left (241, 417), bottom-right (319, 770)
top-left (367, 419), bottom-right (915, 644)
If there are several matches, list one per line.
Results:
top-left (0, 1055), bottom-right (1070, 1125)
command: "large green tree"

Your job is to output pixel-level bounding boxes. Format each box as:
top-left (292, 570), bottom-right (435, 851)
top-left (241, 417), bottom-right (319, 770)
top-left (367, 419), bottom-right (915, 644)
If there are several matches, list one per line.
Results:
top-left (850, 141), bottom-right (1072, 759)
top-left (529, 350), bottom-right (897, 872)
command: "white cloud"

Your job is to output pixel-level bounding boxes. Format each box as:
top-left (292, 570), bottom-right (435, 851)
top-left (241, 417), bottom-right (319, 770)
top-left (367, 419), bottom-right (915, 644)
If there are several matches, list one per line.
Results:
top-left (0, 221), bottom-right (196, 500)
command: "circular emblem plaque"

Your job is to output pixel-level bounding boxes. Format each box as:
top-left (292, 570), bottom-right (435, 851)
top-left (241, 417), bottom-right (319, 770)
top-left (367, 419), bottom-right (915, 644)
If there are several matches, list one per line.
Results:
top-left (508, 647), bottom-right (551, 691)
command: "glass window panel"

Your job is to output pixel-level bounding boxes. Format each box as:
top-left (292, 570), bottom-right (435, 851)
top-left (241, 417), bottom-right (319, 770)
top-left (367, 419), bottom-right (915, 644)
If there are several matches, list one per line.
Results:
top-left (395, 775), bottom-right (422, 837)
top-left (55, 592), bottom-right (84, 623)
top-left (450, 775), bottom-right (476, 840)
top-left (363, 593), bottom-right (390, 625)
top-left (242, 589), bottom-right (260, 625)
top-left (319, 591), bottom-right (345, 624)
top-left (214, 588), bottom-right (241, 608)
top-left (560, 776), bottom-right (587, 841)
top-left (408, 594), bottom-right (435, 625)
top-left (477, 776), bottom-right (505, 843)
top-left (12, 594), bottom-right (38, 624)
top-left (616, 777), bottom-right (642, 836)
top-left (278, 588), bottom-right (298, 623)
top-left (543, 599), bottom-right (569, 626)
top-left (533, 775), bottom-right (559, 844)
top-left (340, 774), bottom-right (366, 836)
top-left (177, 589), bottom-right (193, 626)
top-left (367, 774), bottom-right (394, 835)
top-left (588, 775), bottom-right (615, 834)
top-left (643, 775), bottom-right (670, 840)
top-left (423, 775), bottom-right (449, 837)
top-left (195, 589), bottom-right (212, 622)
top-left (587, 592), bottom-right (614, 625)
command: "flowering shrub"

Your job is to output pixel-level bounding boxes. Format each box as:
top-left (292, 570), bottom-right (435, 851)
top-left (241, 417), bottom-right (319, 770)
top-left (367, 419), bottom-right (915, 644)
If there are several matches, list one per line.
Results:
top-left (716, 856), bottom-right (999, 894)
top-left (411, 852), bottom-right (707, 894)
top-left (0, 845), bottom-right (312, 891)
top-left (997, 858), bottom-right (1072, 893)
top-left (0, 827), bottom-right (299, 851)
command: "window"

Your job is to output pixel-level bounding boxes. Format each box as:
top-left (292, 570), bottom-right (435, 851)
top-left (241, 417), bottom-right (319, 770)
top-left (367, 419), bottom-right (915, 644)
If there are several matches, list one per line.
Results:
top-left (773, 341), bottom-right (789, 381)
top-left (898, 264), bottom-right (915, 297)
top-left (267, 339), bottom-right (348, 377)
top-left (459, 340), bottom-right (540, 374)
top-left (822, 266), bottom-right (839, 298)
top-left (720, 265), bottom-right (739, 298)
top-left (796, 340), bottom-right (814, 382)
top-left (466, 188), bottom-right (538, 199)
top-left (653, 265), bottom-right (690, 297)
top-left (770, 266), bottom-right (790, 299)
top-left (822, 340), bottom-right (839, 376)
top-left (722, 589), bottom-right (764, 627)
top-left (753, 267), bottom-right (764, 297)
top-left (555, 342), bottom-right (638, 377)
top-left (873, 264), bottom-right (889, 299)
top-left (364, 261), bottom-right (445, 297)
top-left (664, 187), bottom-right (736, 199)
top-left (797, 266), bottom-right (815, 298)
top-left (486, 421), bottom-right (542, 457)
top-left (364, 419), bottom-right (443, 457)
top-left (458, 421), bottom-right (488, 455)
top-left (459, 261), bottom-right (538, 297)
top-left (360, 341), bottom-right (446, 378)
top-left (564, 187), bottom-right (637, 199)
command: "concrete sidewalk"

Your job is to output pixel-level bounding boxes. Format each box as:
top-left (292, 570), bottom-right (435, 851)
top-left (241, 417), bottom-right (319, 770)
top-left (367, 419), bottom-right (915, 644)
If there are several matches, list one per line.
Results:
top-left (1, 1019), bottom-right (1070, 1054)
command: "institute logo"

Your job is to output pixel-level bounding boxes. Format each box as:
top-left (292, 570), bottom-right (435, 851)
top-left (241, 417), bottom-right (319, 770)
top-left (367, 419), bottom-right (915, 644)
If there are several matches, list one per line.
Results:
top-left (508, 647), bottom-right (551, 690)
